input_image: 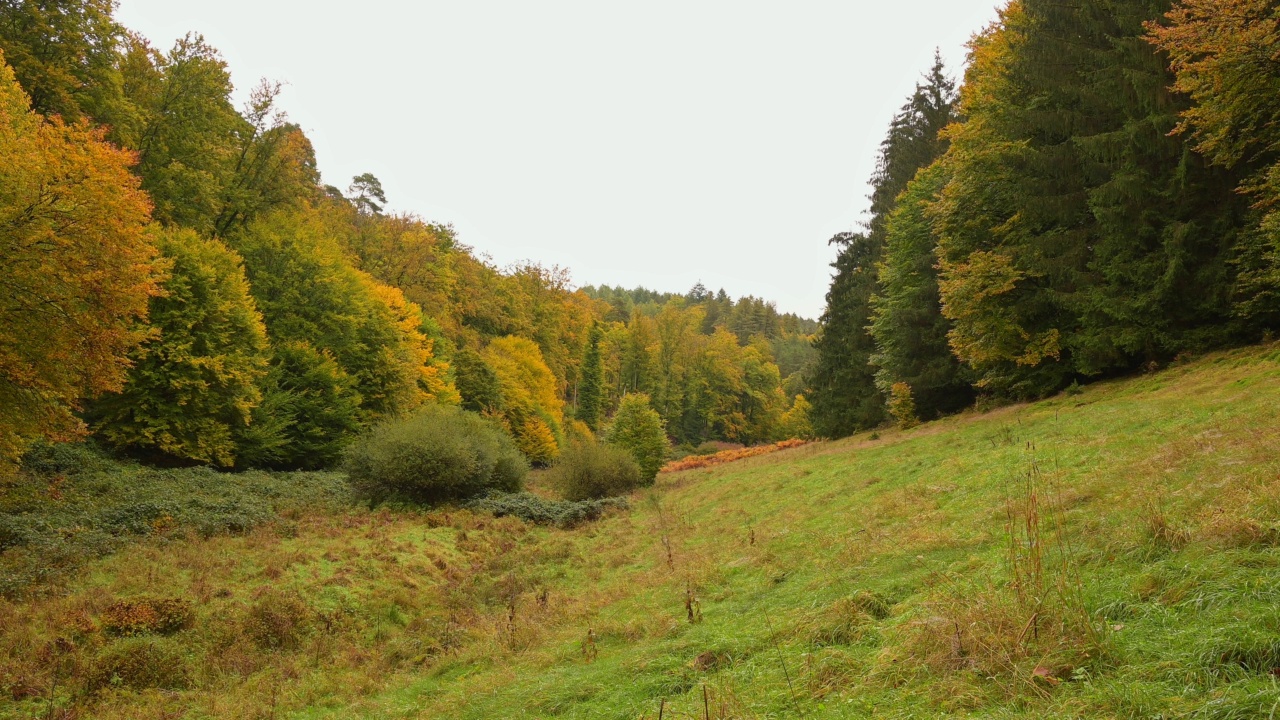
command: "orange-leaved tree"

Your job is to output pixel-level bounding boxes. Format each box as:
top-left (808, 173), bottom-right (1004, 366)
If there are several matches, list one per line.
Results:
top-left (0, 53), bottom-right (159, 465)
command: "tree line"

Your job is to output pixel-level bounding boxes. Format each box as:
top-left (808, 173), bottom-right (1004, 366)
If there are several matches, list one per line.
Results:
top-left (0, 0), bottom-right (818, 471)
top-left (809, 0), bottom-right (1280, 437)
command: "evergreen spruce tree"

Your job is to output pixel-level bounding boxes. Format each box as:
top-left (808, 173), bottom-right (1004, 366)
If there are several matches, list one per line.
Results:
top-left (936, 0), bottom-right (1248, 398)
top-left (869, 162), bottom-right (974, 419)
top-left (578, 322), bottom-right (604, 432)
top-left (810, 52), bottom-right (957, 438)
top-left (810, 231), bottom-right (885, 437)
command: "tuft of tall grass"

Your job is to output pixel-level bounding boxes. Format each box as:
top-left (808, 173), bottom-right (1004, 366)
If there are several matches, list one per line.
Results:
top-left (888, 443), bottom-right (1105, 699)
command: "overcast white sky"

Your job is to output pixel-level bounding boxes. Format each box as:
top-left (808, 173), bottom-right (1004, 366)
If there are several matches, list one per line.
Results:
top-left (115, 1), bottom-right (1002, 319)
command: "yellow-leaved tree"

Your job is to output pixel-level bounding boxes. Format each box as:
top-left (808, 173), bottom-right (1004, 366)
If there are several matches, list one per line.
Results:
top-left (0, 53), bottom-right (160, 465)
top-left (482, 336), bottom-right (564, 465)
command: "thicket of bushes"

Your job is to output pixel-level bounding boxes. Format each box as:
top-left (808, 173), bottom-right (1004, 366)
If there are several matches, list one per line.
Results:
top-left (343, 405), bottom-right (527, 505)
top-left (1, 442), bottom-right (349, 597)
top-left (548, 442), bottom-right (643, 501)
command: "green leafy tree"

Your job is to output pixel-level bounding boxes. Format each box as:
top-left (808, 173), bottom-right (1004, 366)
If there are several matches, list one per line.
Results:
top-left (621, 309), bottom-right (658, 396)
top-left (236, 341), bottom-right (363, 470)
top-left (126, 33), bottom-right (244, 234)
top-left (213, 81), bottom-right (319, 236)
top-left (91, 228), bottom-right (269, 466)
top-left (605, 392), bottom-right (669, 483)
top-left (117, 35), bottom-right (317, 237)
top-left (452, 347), bottom-right (502, 414)
top-left (231, 208), bottom-right (436, 423)
top-left (0, 0), bottom-right (127, 126)
top-left (653, 301), bottom-right (700, 427)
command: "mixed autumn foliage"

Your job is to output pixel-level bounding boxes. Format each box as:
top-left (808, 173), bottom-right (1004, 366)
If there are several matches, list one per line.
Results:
top-left (0, 2), bottom-right (815, 472)
top-left (5, 0), bottom-right (1280, 470)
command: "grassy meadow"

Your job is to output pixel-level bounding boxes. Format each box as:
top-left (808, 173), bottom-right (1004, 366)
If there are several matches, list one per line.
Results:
top-left (5, 344), bottom-right (1280, 718)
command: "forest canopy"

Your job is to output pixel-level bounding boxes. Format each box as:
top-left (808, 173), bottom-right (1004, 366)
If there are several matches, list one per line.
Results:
top-left (0, 3), bottom-right (816, 468)
top-left (810, 0), bottom-right (1280, 437)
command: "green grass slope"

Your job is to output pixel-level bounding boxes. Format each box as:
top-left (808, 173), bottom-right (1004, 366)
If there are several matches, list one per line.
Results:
top-left (5, 345), bottom-right (1280, 718)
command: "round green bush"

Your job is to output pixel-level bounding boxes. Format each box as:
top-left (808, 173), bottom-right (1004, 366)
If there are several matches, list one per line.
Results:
top-left (343, 405), bottom-right (527, 505)
top-left (550, 441), bottom-right (643, 501)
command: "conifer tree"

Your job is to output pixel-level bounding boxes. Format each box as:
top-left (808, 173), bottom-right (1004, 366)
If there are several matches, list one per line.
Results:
top-left (869, 162), bottom-right (973, 419)
top-left (810, 53), bottom-right (957, 438)
top-left (577, 322), bottom-right (604, 432)
top-left (809, 231), bottom-right (885, 437)
top-left (936, 0), bottom-right (1248, 398)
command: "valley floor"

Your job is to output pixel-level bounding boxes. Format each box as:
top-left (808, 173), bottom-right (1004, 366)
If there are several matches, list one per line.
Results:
top-left (6, 344), bottom-right (1280, 718)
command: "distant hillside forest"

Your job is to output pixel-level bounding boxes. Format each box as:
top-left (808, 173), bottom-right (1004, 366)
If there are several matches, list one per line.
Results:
top-left (811, 0), bottom-right (1280, 438)
top-left (0, 0), bottom-right (818, 471)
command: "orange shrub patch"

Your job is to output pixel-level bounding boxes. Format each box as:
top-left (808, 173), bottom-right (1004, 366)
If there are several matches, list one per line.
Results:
top-left (660, 439), bottom-right (808, 473)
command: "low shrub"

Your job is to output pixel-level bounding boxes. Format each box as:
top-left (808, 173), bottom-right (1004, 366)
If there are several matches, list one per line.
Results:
top-left (466, 492), bottom-right (629, 528)
top-left (101, 597), bottom-right (194, 636)
top-left (19, 440), bottom-right (113, 476)
top-left (88, 636), bottom-right (191, 691)
top-left (549, 442), bottom-right (643, 501)
top-left (0, 450), bottom-right (350, 597)
top-left (344, 405), bottom-right (527, 505)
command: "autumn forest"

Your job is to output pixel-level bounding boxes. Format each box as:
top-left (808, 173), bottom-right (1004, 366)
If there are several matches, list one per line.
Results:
top-left (4, 0), bottom-right (1280, 716)
top-left (0, 2), bottom-right (820, 472)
